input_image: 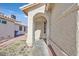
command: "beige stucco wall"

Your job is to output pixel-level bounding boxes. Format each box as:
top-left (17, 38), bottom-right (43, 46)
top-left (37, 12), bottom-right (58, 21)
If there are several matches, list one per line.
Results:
top-left (49, 3), bottom-right (77, 56)
top-left (76, 4), bottom-right (79, 56)
top-left (24, 3), bottom-right (78, 55)
top-left (27, 4), bottom-right (46, 46)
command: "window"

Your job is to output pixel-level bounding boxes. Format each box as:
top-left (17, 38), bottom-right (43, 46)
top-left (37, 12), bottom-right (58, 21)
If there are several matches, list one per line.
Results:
top-left (24, 26), bottom-right (26, 32)
top-left (0, 19), bottom-right (7, 24)
top-left (19, 26), bottom-right (22, 31)
top-left (2, 20), bottom-right (7, 24)
top-left (0, 20), bottom-right (1, 23)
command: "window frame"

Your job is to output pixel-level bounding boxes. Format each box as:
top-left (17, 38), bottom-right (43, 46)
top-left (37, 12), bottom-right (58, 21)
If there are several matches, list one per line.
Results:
top-left (19, 26), bottom-right (22, 31)
top-left (2, 20), bottom-right (7, 24)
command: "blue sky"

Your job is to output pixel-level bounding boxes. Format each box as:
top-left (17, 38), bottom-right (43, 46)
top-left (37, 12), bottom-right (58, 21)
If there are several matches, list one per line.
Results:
top-left (0, 3), bottom-right (28, 25)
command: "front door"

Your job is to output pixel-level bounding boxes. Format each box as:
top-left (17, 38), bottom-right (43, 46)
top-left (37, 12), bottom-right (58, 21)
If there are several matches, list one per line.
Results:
top-left (14, 30), bottom-right (18, 37)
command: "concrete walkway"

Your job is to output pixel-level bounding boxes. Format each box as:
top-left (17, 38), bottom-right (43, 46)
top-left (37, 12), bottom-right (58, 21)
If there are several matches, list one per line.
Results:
top-left (0, 35), bottom-right (27, 48)
top-left (32, 39), bottom-right (52, 56)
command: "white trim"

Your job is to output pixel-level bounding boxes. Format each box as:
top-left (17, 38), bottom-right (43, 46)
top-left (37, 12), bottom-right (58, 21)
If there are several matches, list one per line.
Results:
top-left (19, 3), bottom-right (33, 10)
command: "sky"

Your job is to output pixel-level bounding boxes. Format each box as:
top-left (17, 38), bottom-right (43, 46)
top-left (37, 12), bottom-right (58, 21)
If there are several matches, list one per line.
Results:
top-left (0, 3), bottom-right (28, 25)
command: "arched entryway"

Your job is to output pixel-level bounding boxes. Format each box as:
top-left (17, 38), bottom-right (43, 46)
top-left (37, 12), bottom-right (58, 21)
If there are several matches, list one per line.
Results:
top-left (33, 13), bottom-right (47, 44)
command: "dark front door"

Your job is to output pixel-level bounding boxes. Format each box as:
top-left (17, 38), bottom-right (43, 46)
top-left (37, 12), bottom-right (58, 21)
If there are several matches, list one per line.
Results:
top-left (14, 30), bottom-right (18, 37)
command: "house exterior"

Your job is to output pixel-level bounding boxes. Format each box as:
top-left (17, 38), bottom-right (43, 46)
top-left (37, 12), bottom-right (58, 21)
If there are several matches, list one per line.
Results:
top-left (0, 13), bottom-right (27, 40)
top-left (21, 3), bottom-right (79, 56)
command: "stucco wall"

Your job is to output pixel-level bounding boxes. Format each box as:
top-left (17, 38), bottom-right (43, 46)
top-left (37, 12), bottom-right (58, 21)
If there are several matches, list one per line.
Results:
top-left (24, 3), bottom-right (78, 55)
top-left (27, 4), bottom-right (46, 46)
top-left (49, 3), bottom-right (77, 55)
top-left (14, 24), bottom-right (26, 35)
top-left (76, 4), bottom-right (79, 55)
top-left (0, 19), bottom-right (26, 40)
top-left (0, 19), bottom-right (15, 40)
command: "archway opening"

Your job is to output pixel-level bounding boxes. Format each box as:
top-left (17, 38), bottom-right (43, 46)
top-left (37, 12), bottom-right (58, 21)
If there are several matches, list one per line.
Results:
top-left (33, 13), bottom-right (47, 44)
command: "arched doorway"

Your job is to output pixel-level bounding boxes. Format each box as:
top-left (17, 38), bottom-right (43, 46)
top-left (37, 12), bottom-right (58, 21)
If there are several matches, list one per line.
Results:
top-left (33, 13), bottom-right (47, 44)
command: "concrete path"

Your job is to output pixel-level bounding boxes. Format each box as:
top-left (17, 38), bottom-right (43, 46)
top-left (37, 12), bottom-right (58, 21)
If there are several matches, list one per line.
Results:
top-left (0, 35), bottom-right (27, 48)
top-left (32, 39), bottom-right (52, 56)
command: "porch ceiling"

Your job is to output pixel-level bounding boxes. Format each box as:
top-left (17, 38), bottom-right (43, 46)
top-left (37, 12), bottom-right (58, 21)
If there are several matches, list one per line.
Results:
top-left (34, 16), bottom-right (45, 22)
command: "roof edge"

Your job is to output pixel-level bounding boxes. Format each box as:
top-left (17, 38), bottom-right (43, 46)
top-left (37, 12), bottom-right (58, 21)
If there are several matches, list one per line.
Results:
top-left (20, 3), bottom-right (40, 15)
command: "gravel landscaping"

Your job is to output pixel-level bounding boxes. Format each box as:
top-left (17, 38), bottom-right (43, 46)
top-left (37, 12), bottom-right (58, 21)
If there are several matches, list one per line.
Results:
top-left (0, 40), bottom-right (32, 56)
